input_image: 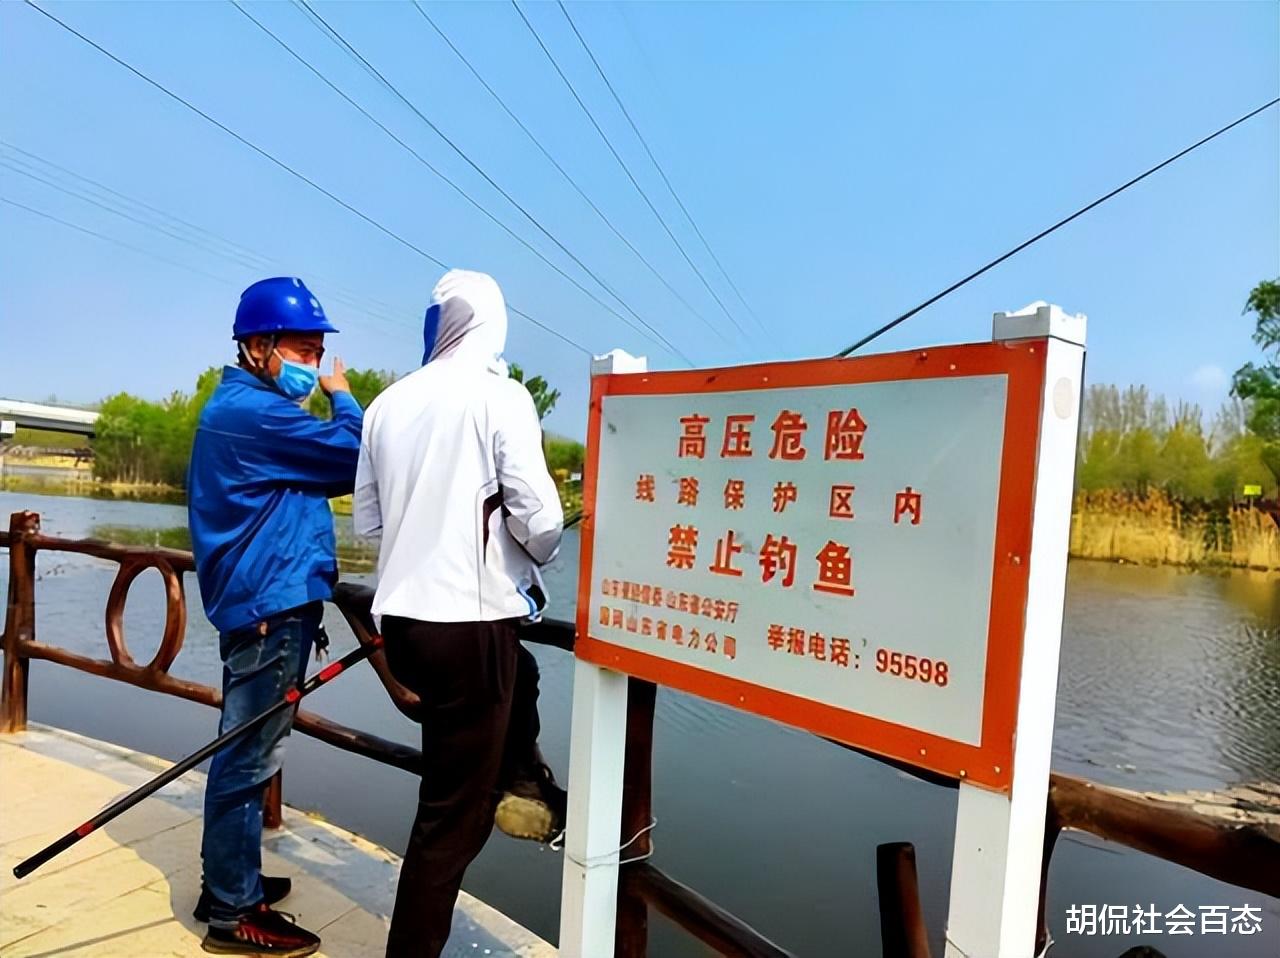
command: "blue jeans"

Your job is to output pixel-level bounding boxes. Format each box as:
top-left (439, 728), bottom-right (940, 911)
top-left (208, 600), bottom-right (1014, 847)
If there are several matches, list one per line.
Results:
top-left (201, 602), bottom-right (318, 927)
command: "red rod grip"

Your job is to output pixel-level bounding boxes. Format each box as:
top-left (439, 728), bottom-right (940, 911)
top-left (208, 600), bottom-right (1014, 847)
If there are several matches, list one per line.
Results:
top-left (317, 661), bottom-right (344, 683)
top-left (284, 688), bottom-right (301, 704)
top-left (75, 822), bottom-right (95, 838)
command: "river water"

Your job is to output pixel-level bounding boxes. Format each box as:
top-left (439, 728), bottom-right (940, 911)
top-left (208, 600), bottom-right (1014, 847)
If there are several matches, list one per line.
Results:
top-left (2, 491), bottom-right (1277, 957)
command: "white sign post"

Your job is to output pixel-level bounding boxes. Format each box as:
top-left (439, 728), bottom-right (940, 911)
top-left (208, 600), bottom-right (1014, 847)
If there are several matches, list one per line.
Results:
top-left (558, 350), bottom-right (647, 958)
top-left (945, 304), bottom-right (1085, 957)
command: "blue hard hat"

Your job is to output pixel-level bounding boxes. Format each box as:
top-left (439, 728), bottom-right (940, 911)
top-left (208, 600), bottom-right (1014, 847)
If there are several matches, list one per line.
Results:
top-left (232, 277), bottom-right (339, 339)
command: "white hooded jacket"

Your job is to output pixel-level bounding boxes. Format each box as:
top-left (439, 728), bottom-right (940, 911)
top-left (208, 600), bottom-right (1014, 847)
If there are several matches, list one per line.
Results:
top-left (354, 270), bottom-right (564, 623)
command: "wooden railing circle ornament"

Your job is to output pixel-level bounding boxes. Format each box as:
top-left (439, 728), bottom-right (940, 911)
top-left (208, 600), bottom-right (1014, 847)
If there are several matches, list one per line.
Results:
top-left (104, 557), bottom-right (187, 672)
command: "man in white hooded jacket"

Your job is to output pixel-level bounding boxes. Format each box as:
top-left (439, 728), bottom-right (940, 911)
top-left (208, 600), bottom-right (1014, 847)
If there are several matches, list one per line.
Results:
top-left (354, 270), bottom-right (566, 958)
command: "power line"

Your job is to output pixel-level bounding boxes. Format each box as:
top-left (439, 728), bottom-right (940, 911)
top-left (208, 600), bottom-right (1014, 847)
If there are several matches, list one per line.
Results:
top-left (836, 96), bottom-right (1280, 357)
top-left (3, 143), bottom-right (266, 272)
top-left (21, 0), bottom-right (591, 357)
top-left (411, 0), bottom-right (729, 347)
top-left (20, 2), bottom-right (447, 268)
top-left (2, 195), bottom-right (240, 288)
top-left (291, 0), bottom-right (689, 363)
top-left (1, 140), bottom-right (407, 318)
top-left (0, 149), bottom-right (415, 333)
top-left (557, 1), bottom-right (766, 336)
top-left (510, 0), bottom-right (752, 343)
top-left (3, 196), bottom-right (426, 348)
top-left (8, 191), bottom-right (590, 357)
top-left (293, 0), bottom-right (385, 89)
top-left (507, 304), bottom-right (591, 356)
top-left (232, 0), bottom-right (684, 363)
top-left (2, 158), bottom-right (264, 272)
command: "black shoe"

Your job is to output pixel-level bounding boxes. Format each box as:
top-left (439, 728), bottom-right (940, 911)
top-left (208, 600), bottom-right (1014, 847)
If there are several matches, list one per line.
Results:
top-left (201, 903), bottom-right (320, 957)
top-left (495, 762), bottom-right (567, 844)
top-left (194, 876), bottom-right (292, 923)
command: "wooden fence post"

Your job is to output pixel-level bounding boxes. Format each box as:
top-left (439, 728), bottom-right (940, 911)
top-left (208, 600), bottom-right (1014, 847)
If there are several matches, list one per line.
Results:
top-left (2, 511), bottom-right (39, 733)
top-left (616, 678), bottom-right (657, 958)
top-left (264, 770), bottom-right (284, 829)
top-left (876, 843), bottom-right (931, 958)
top-left (1035, 800), bottom-right (1062, 955)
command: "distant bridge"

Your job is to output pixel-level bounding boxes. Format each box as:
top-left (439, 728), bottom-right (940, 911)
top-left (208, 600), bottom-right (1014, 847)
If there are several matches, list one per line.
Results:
top-left (0, 399), bottom-right (99, 438)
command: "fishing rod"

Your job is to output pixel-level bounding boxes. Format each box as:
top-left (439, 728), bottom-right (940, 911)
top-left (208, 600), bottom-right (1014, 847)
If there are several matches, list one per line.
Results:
top-left (15, 510), bottom-right (586, 880)
top-left (13, 634), bottom-right (384, 880)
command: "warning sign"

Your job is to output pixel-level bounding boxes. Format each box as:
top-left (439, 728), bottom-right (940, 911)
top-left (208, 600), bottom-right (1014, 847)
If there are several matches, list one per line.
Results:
top-left (576, 340), bottom-right (1051, 790)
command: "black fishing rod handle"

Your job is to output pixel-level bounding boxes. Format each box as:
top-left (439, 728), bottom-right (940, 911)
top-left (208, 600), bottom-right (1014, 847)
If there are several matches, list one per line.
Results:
top-left (13, 828), bottom-right (82, 879)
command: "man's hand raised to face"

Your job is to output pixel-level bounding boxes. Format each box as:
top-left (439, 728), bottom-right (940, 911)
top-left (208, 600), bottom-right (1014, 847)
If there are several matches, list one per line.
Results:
top-left (320, 356), bottom-right (350, 397)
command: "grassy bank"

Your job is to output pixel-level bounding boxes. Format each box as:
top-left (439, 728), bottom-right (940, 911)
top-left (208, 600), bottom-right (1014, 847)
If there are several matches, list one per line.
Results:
top-left (0, 474), bottom-right (185, 505)
top-left (1071, 492), bottom-right (1280, 571)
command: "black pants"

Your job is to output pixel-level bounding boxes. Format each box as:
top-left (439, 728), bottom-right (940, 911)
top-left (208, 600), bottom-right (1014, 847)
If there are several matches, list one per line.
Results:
top-left (382, 616), bottom-right (542, 958)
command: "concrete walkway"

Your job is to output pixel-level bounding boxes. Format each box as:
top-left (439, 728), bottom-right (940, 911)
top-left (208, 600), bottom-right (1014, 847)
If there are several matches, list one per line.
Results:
top-left (0, 725), bottom-right (556, 957)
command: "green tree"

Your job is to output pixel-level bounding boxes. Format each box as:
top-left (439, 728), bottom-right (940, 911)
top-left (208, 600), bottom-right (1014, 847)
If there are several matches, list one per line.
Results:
top-left (1157, 405), bottom-right (1213, 501)
top-left (545, 435), bottom-right (585, 475)
top-left (1231, 278), bottom-right (1280, 482)
top-left (1117, 427), bottom-right (1161, 496)
top-left (1078, 385), bottom-right (1122, 491)
top-left (347, 368), bottom-right (395, 410)
top-left (1077, 427), bottom-right (1121, 492)
top-left (1077, 386), bottom-right (1219, 501)
top-left (92, 393), bottom-right (146, 482)
top-left (93, 368), bottom-right (220, 486)
top-left (308, 368), bottom-right (396, 418)
top-left (508, 363), bottom-right (560, 421)
top-left (93, 393), bottom-right (181, 485)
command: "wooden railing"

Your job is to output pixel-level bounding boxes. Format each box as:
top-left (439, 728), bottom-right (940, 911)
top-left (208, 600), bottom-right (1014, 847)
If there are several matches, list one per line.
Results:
top-left (3, 509), bottom-right (1276, 957)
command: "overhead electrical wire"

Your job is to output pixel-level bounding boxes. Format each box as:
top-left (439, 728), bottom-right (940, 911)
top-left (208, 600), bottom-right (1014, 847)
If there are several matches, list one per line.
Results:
top-left (23, 1), bottom-right (1270, 365)
top-left (3, 195), bottom-right (243, 288)
top-left (510, 0), bottom-right (752, 342)
top-left (837, 97), bottom-right (1280, 357)
top-left (2, 159), bottom-right (265, 272)
top-left (232, 0), bottom-right (686, 363)
top-left (556, 1), bottom-right (767, 336)
top-left (21, 0), bottom-right (592, 357)
top-left (410, 0), bottom-right (729, 346)
top-left (0, 151), bottom-right (416, 334)
top-left (290, 0), bottom-right (690, 363)
top-left (3, 144), bottom-right (263, 272)
top-left (1, 140), bottom-right (406, 318)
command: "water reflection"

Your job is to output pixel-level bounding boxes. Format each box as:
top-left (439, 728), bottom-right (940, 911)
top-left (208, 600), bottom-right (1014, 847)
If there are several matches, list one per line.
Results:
top-left (1057, 562), bottom-right (1280, 791)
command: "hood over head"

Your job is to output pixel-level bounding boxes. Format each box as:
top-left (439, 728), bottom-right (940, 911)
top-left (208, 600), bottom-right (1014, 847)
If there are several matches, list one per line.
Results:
top-left (422, 269), bottom-right (509, 376)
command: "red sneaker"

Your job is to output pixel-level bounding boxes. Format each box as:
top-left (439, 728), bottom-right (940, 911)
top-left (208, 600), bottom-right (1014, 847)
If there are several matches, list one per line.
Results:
top-left (200, 903), bottom-right (320, 957)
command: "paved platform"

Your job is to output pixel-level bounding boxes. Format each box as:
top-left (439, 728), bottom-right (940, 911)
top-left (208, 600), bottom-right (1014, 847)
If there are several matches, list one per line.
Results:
top-left (0, 725), bottom-right (556, 957)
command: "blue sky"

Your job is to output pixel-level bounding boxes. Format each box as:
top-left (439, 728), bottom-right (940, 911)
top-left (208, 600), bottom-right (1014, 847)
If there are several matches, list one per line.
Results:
top-left (2, 0), bottom-right (1277, 439)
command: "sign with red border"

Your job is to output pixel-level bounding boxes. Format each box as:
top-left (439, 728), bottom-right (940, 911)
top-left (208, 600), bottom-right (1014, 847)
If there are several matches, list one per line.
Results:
top-left (576, 340), bottom-right (1049, 792)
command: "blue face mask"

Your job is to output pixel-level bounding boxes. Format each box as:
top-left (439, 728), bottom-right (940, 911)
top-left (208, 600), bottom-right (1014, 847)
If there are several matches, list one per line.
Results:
top-left (273, 351), bottom-right (319, 401)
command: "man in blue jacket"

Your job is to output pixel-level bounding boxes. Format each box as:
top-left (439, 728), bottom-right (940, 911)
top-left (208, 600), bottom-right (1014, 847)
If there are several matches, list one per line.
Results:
top-left (188, 277), bottom-right (361, 957)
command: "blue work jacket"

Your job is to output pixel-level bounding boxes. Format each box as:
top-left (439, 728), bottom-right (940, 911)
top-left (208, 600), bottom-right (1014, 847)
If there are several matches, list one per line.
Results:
top-left (188, 366), bottom-right (363, 633)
